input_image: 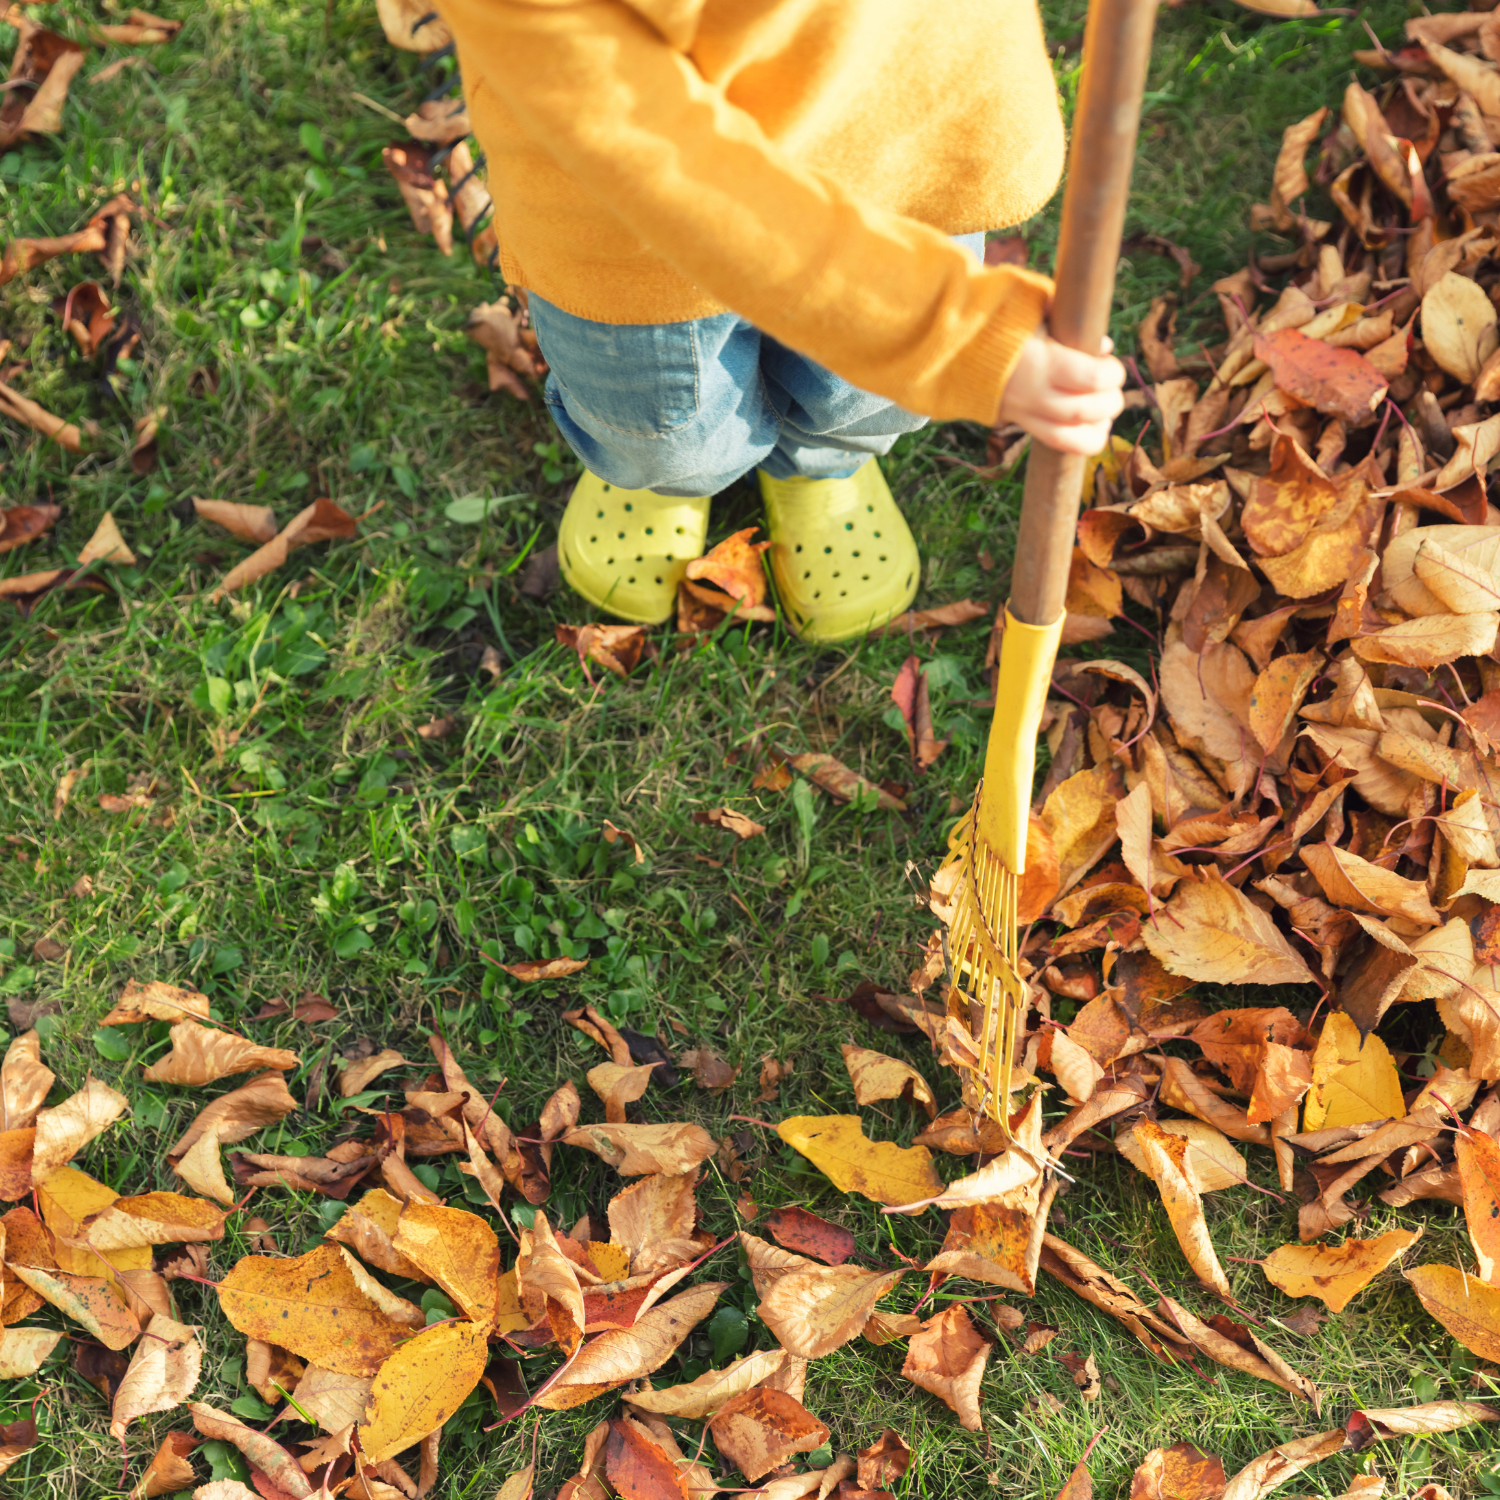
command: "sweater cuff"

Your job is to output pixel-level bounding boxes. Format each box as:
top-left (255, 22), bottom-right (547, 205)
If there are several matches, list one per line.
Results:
top-left (950, 266), bottom-right (1054, 424)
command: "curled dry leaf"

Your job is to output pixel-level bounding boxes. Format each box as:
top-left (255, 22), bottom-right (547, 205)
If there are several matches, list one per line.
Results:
top-left (775, 1116), bottom-right (942, 1207)
top-left (211, 498), bottom-right (358, 598)
top-left (557, 623), bottom-right (649, 679)
top-left (1117, 1119), bottom-right (1231, 1299)
top-left (0, 1030), bottom-right (53, 1132)
top-left (536, 1281), bottom-right (728, 1410)
top-left (787, 752), bottom-right (907, 811)
top-left (502, 956), bottom-right (591, 983)
top-left (587, 1061), bottom-right (659, 1125)
top-left (31, 1077), bottom-right (129, 1184)
top-left (141, 1019), bottom-right (298, 1085)
top-left (109, 1312), bottom-right (201, 1438)
top-left (839, 1044), bottom-right (936, 1118)
top-left (358, 1319), bottom-right (490, 1465)
top-left (901, 1305), bottom-right (991, 1432)
top-left (328, 1189), bottom-right (431, 1284)
top-left (99, 978), bottom-right (211, 1027)
top-left (192, 497), bottom-right (279, 545)
top-left (563, 1122), bottom-right (715, 1177)
top-left (168, 1071), bottom-right (299, 1159)
top-left (856, 1429), bottom-right (911, 1490)
top-left (516, 1211), bottom-right (585, 1351)
top-left (135, 1431), bottom-right (199, 1496)
top-left (188, 1404), bottom-right (313, 1499)
top-left (341, 1049), bottom-right (409, 1098)
top-left (624, 1347), bottom-right (791, 1419)
top-left (1118, 1119), bottom-right (1246, 1195)
top-left (82, 1191), bottom-right (226, 1250)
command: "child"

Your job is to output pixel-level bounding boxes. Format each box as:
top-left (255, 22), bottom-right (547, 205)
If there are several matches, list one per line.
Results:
top-left (438, 0), bottom-right (1125, 640)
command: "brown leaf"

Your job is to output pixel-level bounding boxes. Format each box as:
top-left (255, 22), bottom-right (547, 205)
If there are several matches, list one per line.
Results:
top-left (1127, 1442), bottom-right (1226, 1500)
top-left (188, 1404), bottom-right (312, 1499)
top-left (136, 1432), bottom-right (199, 1497)
top-left (840, 1044), bottom-right (936, 1118)
top-left (1352, 611), bottom-right (1500, 669)
top-left (852, 1431), bottom-right (910, 1491)
top-left (465, 298), bottom-right (546, 397)
top-left (709, 1388), bottom-right (828, 1482)
top-left (141, 1019), bottom-right (298, 1085)
top-left (0, 12), bottom-right (85, 150)
top-left (1252, 329), bottom-right (1387, 423)
top-left (680, 1048), bottom-right (738, 1091)
top-left (901, 1305), bottom-right (990, 1431)
top-left (193, 498), bottom-right (279, 545)
top-left (1154, 1295), bottom-right (1319, 1410)
top-left (1117, 1119), bottom-right (1231, 1299)
top-left (100, 979), bottom-right (211, 1027)
top-left (870, 598), bottom-right (988, 634)
top-left (765, 1206), bottom-right (855, 1267)
top-left (211, 498), bottom-right (358, 598)
top-left (341, 1049), bottom-right (409, 1098)
top-left (587, 1062), bottom-right (659, 1125)
top-left (556, 623), bottom-right (649, 679)
top-left (214, 1243), bottom-right (414, 1377)
top-left (756, 1055), bottom-right (792, 1103)
top-left (758, 1259), bottom-right (904, 1359)
top-left (1343, 1398), bottom-right (1500, 1449)
top-left (501, 956), bottom-right (590, 983)
top-left (0, 193), bottom-right (133, 285)
top-left (607, 1171), bottom-right (700, 1277)
top-left (167, 1071), bottom-right (299, 1159)
top-left (788, 753), bottom-right (906, 811)
top-left (693, 807), bottom-right (767, 839)
top-left (563, 1121), bottom-right (715, 1177)
top-left (536, 1281), bottom-right (727, 1410)
top-left (889, 656), bottom-right (948, 771)
top-left (685, 527), bottom-right (772, 612)
top-left (109, 1312), bottom-right (201, 1438)
top-left (1219, 1428), bottom-right (1345, 1500)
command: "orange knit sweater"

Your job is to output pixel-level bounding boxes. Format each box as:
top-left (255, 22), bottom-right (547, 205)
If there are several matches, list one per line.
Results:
top-left (437, 0), bottom-right (1066, 424)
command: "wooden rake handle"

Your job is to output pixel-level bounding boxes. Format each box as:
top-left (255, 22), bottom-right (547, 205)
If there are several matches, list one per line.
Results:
top-left (1009, 0), bottom-right (1160, 628)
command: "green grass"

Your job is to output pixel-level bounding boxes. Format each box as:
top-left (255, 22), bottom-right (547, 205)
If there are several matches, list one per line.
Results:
top-left (2, 0), bottom-right (1498, 1495)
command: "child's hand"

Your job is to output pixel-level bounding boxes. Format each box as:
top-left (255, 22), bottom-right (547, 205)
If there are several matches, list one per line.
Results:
top-left (998, 331), bottom-right (1126, 456)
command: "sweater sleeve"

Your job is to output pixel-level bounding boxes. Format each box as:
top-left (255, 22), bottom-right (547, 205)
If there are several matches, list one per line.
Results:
top-left (440, 0), bottom-right (1056, 423)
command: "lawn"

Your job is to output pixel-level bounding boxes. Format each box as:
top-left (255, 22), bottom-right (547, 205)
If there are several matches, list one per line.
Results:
top-left (2, 0), bottom-right (1497, 1496)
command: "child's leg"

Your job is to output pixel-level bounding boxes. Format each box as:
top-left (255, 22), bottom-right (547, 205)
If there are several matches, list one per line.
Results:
top-left (529, 297), bottom-right (780, 497)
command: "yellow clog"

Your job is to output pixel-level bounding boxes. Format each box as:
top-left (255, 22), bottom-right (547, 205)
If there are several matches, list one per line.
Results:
top-left (759, 459), bottom-right (920, 642)
top-left (557, 471), bottom-right (710, 624)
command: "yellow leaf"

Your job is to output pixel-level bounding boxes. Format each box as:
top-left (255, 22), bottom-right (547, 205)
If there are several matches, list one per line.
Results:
top-left (774, 1116), bottom-right (942, 1207)
top-left (357, 1319), bottom-right (489, 1464)
top-left (1406, 1264), bottom-right (1500, 1361)
top-left (391, 1202), bottom-right (500, 1327)
top-left (1142, 871), bottom-right (1315, 987)
top-left (1117, 1118), bottom-right (1231, 1299)
top-left (1457, 1129), bottom-right (1500, 1281)
top-left (31, 1077), bottom-right (129, 1183)
top-left (1303, 1013), bottom-right (1406, 1131)
top-left (1118, 1119), bottom-right (1246, 1195)
top-left (757, 1261), bottom-right (905, 1359)
top-left (839, 1045), bottom-right (936, 1118)
top-left (1040, 762), bottom-right (1128, 897)
top-left (1260, 1227), bottom-right (1422, 1312)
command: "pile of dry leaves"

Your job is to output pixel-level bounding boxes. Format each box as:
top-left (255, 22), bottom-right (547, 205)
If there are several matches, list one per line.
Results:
top-left (0, 951), bottom-right (1494, 1500)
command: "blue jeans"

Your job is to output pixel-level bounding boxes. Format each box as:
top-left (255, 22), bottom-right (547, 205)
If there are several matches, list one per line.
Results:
top-left (530, 232), bottom-right (986, 497)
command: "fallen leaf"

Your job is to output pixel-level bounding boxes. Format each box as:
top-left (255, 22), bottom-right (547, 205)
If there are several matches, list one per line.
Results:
top-left (393, 1202), bottom-right (500, 1327)
top-left (215, 1243), bottom-right (415, 1377)
top-left (1042, 762), bottom-right (1130, 897)
top-left (694, 807), bottom-right (767, 839)
top-left (212, 498), bottom-right (358, 598)
top-left (466, 297), bottom-right (547, 397)
top-left (587, 1061), bottom-right (659, 1125)
top-left (788, 753), bottom-right (906, 811)
top-left (1261, 1227), bottom-right (1422, 1312)
top-left (758, 1258), bottom-right (904, 1359)
top-left (1128, 1442), bottom-right (1227, 1500)
top-left (563, 1122), bottom-right (715, 1177)
top-left (99, 979), bottom-right (211, 1027)
top-left (341, 1049), bottom-right (409, 1098)
top-left (840, 1044), bottom-right (936, 1118)
top-left (1117, 1118), bottom-right (1231, 1299)
top-left (0, 1326), bottom-right (62, 1378)
top-left (1119, 1119), bottom-right (1247, 1195)
top-left (136, 1432), bottom-right (199, 1496)
top-left (624, 1348), bottom-right (791, 1419)
top-left (685, 527), bottom-right (773, 615)
top-left (31, 1076), bottom-right (129, 1183)
top-left (536, 1281), bottom-right (727, 1409)
top-left (603, 1416), bottom-right (691, 1500)
top-left (7, 1264), bottom-right (139, 1349)
top-left (0, 1030), bottom-right (53, 1132)
top-left (501, 956), bottom-right (591, 983)
top-left (1154, 1294), bottom-right (1319, 1409)
top-left (1219, 1428), bottom-right (1345, 1500)
top-left (83, 1191), bottom-right (226, 1250)
top-left (764, 1206), bottom-right (855, 1267)
top-left (557, 623), bottom-right (649, 679)
top-left (193, 498), bottom-right (279, 545)
top-left (327, 1189), bottom-right (430, 1283)
top-left (775, 1116), bottom-right (942, 1207)
top-left (357, 1318), bottom-right (489, 1465)
top-left (901, 1305), bottom-right (990, 1431)
top-left (188, 1404), bottom-right (312, 1499)
top-left (1422, 270), bottom-right (1499, 382)
top-left (680, 1048), bottom-right (738, 1091)
top-left (109, 1312), bottom-right (201, 1437)
top-left (142, 1019), bottom-right (298, 1086)
top-left (168, 1072), bottom-right (300, 1159)
top-left (857, 1430), bottom-right (911, 1490)
top-left (1406, 1264), bottom-right (1500, 1360)
top-left (0, 12), bottom-right (85, 150)
top-left (1303, 1012), bottom-right (1406, 1130)
top-left (1143, 873), bottom-right (1314, 987)
top-left (607, 1171), bottom-right (700, 1276)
